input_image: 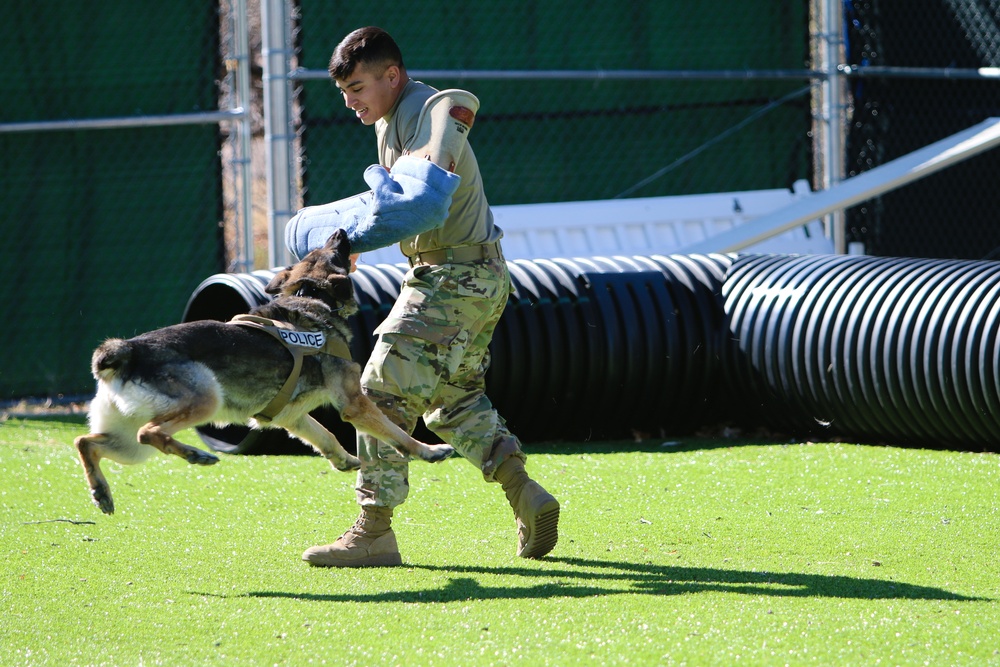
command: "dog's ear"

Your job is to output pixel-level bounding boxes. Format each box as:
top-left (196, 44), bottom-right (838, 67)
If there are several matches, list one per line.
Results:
top-left (265, 268), bottom-right (292, 295)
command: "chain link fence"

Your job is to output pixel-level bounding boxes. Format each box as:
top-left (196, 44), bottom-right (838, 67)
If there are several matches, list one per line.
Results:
top-left (0, 1), bottom-right (237, 400)
top-left (844, 0), bottom-right (1000, 259)
top-left (4, 1), bottom-right (1000, 403)
top-left (292, 1), bottom-right (815, 211)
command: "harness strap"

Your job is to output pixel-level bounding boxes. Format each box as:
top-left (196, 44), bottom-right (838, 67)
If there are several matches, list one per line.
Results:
top-left (260, 346), bottom-right (305, 423)
top-left (229, 314), bottom-right (352, 422)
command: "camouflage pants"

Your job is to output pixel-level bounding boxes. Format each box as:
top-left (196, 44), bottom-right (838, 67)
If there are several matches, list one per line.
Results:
top-left (355, 256), bottom-right (525, 508)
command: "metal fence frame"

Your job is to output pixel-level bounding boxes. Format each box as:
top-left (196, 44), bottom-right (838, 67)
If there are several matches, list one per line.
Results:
top-left (261, 0), bottom-right (846, 265)
top-left (5, 1), bottom-right (999, 272)
top-left (0, 0), bottom-right (256, 275)
top-left (261, 0), bottom-right (1000, 266)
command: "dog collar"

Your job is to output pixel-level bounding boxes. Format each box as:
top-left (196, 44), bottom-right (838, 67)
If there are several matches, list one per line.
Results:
top-left (229, 314), bottom-right (352, 422)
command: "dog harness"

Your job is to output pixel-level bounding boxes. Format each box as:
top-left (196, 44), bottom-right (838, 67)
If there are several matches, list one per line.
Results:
top-left (229, 314), bottom-right (352, 423)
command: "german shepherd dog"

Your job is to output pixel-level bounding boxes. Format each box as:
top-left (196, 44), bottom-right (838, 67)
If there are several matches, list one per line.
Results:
top-left (74, 229), bottom-right (454, 514)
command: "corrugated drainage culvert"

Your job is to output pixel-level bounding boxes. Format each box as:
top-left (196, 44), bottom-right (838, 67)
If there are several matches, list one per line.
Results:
top-left (182, 255), bottom-right (733, 453)
top-left (722, 253), bottom-right (1000, 449)
top-left (184, 252), bottom-right (1000, 453)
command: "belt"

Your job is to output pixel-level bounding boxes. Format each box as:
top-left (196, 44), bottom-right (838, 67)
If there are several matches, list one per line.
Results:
top-left (407, 242), bottom-right (502, 267)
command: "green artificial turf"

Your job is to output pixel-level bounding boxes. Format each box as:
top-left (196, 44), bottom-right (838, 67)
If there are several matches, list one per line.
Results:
top-left (2, 415), bottom-right (999, 665)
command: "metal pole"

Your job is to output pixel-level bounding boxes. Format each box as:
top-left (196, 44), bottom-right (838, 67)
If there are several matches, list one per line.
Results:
top-left (233, 0), bottom-right (254, 274)
top-left (0, 110), bottom-right (244, 133)
top-left (290, 67), bottom-right (829, 81)
top-left (678, 118), bottom-right (1000, 254)
top-left (821, 0), bottom-right (846, 253)
top-left (841, 65), bottom-right (1000, 80)
top-left (260, 0), bottom-right (295, 268)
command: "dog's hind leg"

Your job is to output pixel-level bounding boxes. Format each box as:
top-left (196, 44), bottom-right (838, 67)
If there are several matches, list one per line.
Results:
top-left (136, 401), bottom-right (220, 466)
top-left (74, 434), bottom-right (116, 514)
top-left (138, 425), bottom-right (220, 465)
top-left (281, 414), bottom-right (361, 471)
top-left (340, 392), bottom-right (455, 463)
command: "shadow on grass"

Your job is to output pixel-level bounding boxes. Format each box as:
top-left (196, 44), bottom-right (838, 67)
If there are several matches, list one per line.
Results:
top-left (231, 555), bottom-right (985, 604)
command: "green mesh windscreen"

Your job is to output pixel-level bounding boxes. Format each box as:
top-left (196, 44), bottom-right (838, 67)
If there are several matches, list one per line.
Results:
top-left (294, 1), bottom-right (812, 207)
top-left (0, 3), bottom-right (224, 399)
top-left (844, 0), bottom-right (1000, 260)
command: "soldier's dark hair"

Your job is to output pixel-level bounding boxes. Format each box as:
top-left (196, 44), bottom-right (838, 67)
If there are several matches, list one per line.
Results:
top-left (329, 26), bottom-right (405, 80)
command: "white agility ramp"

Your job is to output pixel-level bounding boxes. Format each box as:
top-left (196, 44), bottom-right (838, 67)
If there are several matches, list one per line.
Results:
top-left (678, 117), bottom-right (1000, 255)
top-left (358, 179), bottom-right (831, 266)
top-left (490, 180), bottom-right (831, 259)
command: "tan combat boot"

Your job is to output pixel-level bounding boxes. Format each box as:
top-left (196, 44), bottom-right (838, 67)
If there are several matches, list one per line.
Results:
top-left (302, 506), bottom-right (402, 567)
top-left (495, 457), bottom-right (560, 559)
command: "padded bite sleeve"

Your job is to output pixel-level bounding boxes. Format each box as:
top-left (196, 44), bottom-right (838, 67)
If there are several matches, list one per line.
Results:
top-left (284, 156), bottom-right (461, 259)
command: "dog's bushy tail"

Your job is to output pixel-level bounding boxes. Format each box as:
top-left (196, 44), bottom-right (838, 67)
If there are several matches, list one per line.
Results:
top-left (92, 338), bottom-right (134, 381)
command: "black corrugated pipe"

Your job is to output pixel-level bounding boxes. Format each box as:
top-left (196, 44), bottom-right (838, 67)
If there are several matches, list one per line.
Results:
top-left (499, 254), bottom-right (733, 439)
top-left (181, 254), bottom-right (732, 453)
top-left (723, 253), bottom-right (1000, 449)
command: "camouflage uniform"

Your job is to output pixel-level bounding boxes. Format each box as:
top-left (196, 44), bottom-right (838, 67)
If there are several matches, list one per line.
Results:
top-left (357, 80), bottom-right (525, 508)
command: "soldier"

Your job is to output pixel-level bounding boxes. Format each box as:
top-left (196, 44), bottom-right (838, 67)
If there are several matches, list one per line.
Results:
top-left (299, 26), bottom-right (560, 567)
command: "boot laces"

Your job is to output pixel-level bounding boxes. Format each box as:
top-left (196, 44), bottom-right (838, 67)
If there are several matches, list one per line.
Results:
top-left (337, 514), bottom-right (369, 540)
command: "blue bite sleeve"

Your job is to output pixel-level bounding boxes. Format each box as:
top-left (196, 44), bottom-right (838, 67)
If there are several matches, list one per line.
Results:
top-left (283, 156), bottom-right (460, 260)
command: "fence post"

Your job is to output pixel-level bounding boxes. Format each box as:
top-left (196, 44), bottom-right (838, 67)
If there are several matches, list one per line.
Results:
top-left (819, 0), bottom-right (847, 253)
top-left (231, 0), bottom-right (255, 273)
top-left (261, 0), bottom-right (296, 268)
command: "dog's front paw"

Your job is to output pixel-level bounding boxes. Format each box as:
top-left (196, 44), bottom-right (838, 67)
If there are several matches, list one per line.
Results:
top-left (91, 487), bottom-right (115, 515)
top-left (423, 443), bottom-right (455, 463)
top-left (329, 453), bottom-right (361, 472)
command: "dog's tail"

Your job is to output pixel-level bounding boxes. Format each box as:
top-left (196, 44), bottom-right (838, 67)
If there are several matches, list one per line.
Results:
top-left (92, 338), bottom-right (134, 381)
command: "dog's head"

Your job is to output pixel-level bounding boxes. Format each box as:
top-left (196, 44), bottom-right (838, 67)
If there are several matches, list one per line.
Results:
top-left (266, 229), bottom-right (355, 307)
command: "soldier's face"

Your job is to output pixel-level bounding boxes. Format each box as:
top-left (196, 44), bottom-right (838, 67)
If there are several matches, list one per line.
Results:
top-left (336, 63), bottom-right (402, 126)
